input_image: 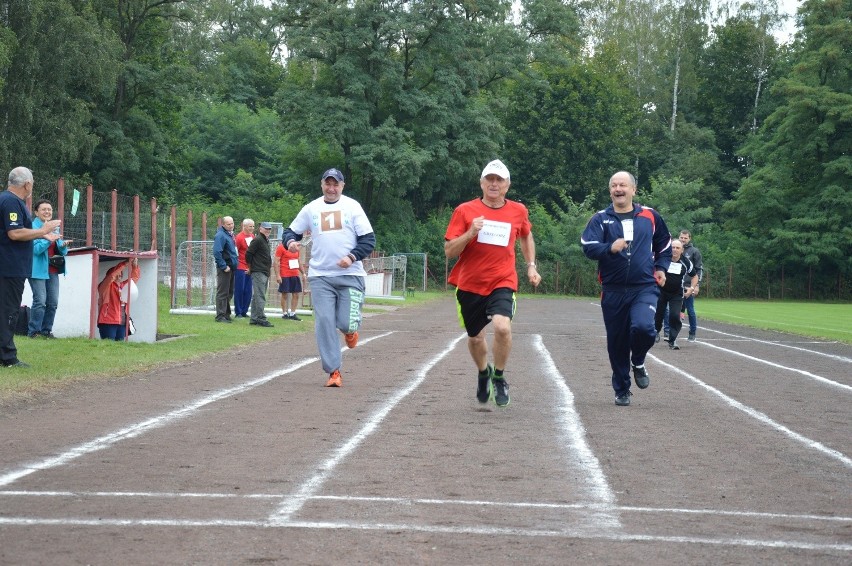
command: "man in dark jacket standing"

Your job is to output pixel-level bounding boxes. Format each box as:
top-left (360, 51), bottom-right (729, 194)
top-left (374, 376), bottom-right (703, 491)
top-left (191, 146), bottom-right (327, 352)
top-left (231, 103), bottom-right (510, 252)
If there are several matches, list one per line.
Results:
top-left (213, 216), bottom-right (237, 323)
top-left (245, 221), bottom-right (273, 327)
top-left (581, 171), bottom-right (672, 406)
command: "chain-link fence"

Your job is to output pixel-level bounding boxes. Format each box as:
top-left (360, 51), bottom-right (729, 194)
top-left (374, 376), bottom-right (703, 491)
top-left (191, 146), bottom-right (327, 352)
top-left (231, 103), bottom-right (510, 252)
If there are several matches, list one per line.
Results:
top-left (170, 236), bottom-right (409, 311)
top-left (362, 255), bottom-right (408, 298)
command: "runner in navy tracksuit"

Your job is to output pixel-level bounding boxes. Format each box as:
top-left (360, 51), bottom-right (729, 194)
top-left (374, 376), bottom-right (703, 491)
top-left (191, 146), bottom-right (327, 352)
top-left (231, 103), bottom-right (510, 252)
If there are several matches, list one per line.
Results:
top-left (581, 171), bottom-right (672, 406)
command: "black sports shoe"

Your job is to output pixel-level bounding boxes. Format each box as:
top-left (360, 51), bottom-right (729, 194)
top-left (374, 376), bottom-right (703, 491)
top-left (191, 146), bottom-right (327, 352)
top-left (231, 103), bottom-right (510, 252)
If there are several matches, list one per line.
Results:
top-left (493, 377), bottom-right (510, 407)
top-left (669, 340), bottom-right (680, 350)
top-left (687, 334), bottom-right (696, 342)
top-left (476, 365), bottom-right (493, 403)
top-left (633, 365), bottom-right (650, 389)
top-left (615, 391), bottom-right (632, 406)
top-left (290, 314), bottom-right (302, 321)
top-left (654, 331), bottom-right (661, 344)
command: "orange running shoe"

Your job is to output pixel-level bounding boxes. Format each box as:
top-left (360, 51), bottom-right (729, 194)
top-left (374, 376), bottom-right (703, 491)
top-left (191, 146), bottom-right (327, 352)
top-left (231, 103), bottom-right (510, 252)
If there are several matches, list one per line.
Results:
top-left (344, 331), bottom-right (359, 349)
top-left (325, 369), bottom-right (342, 387)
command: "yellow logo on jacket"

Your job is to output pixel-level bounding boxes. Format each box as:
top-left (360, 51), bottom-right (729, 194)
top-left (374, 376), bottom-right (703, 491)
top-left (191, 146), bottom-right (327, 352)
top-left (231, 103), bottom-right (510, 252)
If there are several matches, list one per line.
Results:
top-left (9, 213), bottom-right (17, 221)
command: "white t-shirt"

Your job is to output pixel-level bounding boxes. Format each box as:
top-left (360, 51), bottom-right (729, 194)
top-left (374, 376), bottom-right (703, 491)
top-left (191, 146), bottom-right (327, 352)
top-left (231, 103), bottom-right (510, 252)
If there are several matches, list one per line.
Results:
top-left (289, 194), bottom-right (374, 277)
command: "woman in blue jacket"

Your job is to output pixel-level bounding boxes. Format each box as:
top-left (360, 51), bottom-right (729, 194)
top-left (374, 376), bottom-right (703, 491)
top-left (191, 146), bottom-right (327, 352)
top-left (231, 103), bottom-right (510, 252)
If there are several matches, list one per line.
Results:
top-left (29, 200), bottom-right (70, 338)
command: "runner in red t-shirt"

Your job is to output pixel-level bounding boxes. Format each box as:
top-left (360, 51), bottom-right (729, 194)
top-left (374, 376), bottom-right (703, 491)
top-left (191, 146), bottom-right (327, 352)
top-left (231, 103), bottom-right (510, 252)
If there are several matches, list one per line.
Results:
top-left (444, 159), bottom-right (541, 408)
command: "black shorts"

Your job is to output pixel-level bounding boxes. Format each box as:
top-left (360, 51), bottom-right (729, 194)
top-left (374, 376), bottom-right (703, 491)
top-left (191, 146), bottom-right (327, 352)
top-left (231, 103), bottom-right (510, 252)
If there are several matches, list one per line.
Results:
top-left (455, 287), bottom-right (516, 337)
top-left (278, 276), bottom-right (302, 293)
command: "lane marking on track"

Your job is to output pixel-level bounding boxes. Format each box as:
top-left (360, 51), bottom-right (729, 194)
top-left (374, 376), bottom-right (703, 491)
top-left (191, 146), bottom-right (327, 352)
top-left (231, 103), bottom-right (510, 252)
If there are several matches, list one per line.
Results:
top-left (533, 335), bottom-right (621, 529)
top-left (703, 314), bottom-right (852, 338)
top-left (694, 341), bottom-right (851, 392)
top-left (268, 333), bottom-right (467, 525)
top-left (0, 516), bottom-right (849, 553)
top-left (0, 333), bottom-right (393, 489)
top-left (648, 354), bottom-right (852, 469)
top-left (2, 491), bottom-right (849, 525)
top-left (699, 327), bottom-right (852, 363)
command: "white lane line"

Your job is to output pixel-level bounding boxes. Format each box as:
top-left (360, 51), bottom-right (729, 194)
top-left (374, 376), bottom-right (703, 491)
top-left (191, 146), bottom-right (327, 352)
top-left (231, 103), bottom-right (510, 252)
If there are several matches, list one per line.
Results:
top-left (3, 491), bottom-right (848, 525)
top-left (648, 354), bottom-right (852, 469)
top-left (312, 495), bottom-right (851, 523)
top-left (0, 517), bottom-right (848, 553)
top-left (533, 335), bottom-right (620, 529)
top-left (695, 340), bottom-right (852, 393)
top-left (0, 333), bottom-right (392, 489)
top-left (706, 314), bottom-right (852, 337)
top-left (700, 327), bottom-right (852, 363)
top-left (268, 333), bottom-right (467, 525)
top-left (282, 520), bottom-right (852, 552)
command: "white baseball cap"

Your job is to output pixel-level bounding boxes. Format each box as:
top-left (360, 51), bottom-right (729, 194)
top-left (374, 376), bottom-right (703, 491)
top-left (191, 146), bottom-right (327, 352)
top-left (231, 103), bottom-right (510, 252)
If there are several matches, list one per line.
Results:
top-left (480, 159), bottom-right (510, 180)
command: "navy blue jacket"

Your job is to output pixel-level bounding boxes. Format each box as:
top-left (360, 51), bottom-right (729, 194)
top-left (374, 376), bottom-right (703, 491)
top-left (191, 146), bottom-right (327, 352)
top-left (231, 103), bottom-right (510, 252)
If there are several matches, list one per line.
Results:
top-left (581, 204), bottom-right (672, 289)
top-left (213, 226), bottom-right (237, 270)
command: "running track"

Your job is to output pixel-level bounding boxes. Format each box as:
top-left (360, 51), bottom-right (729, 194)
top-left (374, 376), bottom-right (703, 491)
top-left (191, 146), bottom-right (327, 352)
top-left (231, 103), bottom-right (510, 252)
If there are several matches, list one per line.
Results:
top-left (0, 297), bottom-right (849, 564)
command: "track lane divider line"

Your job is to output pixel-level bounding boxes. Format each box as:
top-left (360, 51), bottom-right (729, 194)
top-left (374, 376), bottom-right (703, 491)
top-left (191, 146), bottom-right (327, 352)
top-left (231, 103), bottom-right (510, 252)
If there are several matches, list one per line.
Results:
top-left (648, 353), bottom-right (852, 469)
top-left (268, 333), bottom-right (467, 525)
top-left (0, 332), bottom-right (393, 489)
top-left (694, 341), bottom-right (851, 393)
top-left (533, 335), bottom-right (621, 530)
top-left (699, 327), bottom-right (852, 363)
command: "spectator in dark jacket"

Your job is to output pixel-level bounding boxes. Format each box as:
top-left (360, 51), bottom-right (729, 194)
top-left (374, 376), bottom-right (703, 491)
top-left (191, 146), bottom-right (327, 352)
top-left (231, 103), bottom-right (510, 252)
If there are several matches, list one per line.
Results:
top-left (213, 216), bottom-right (237, 323)
top-left (245, 221), bottom-right (273, 327)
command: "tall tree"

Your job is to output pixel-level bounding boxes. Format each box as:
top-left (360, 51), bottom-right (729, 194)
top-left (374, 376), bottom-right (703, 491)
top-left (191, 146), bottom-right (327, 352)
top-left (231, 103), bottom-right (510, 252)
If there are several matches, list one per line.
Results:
top-left (661, 0), bottom-right (710, 132)
top-left (694, 12), bottom-right (783, 195)
top-left (724, 0), bottom-right (852, 276)
top-left (82, 0), bottom-right (196, 197)
top-left (0, 0), bottom-right (121, 177)
top-left (277, 0), bottom-right (578, 216)
top-left (501, 60), bottom-right (639, 210)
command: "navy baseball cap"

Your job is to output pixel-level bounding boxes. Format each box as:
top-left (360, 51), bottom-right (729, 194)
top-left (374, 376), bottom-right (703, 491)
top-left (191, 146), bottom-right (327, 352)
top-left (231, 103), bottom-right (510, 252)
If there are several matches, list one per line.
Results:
top-left (322, 168), bottom-right (344, 182)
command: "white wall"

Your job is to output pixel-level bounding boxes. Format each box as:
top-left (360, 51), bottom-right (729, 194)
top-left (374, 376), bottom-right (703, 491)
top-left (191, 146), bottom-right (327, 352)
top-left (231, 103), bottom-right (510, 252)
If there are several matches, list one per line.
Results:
top-left (23, 251), bottom-right (158, 342)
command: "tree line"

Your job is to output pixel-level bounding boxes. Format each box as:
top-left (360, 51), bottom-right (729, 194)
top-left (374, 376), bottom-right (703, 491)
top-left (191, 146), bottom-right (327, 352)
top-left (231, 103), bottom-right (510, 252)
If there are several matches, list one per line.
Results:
top-left (1, 0), bottom-right (849, 299)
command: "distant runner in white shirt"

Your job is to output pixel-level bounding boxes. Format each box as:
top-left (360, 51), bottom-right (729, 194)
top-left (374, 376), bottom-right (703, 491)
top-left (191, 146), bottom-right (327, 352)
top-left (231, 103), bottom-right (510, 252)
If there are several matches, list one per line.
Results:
top-left (281, 168), bottom-right (376, 388)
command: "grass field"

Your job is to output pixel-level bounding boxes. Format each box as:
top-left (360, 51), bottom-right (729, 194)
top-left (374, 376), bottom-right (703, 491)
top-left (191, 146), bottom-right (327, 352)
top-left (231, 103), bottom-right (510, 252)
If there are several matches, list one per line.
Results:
top-left (1, 290), bottom-right (848, 401)
top-left (698, 299), bottom-right (851, 344)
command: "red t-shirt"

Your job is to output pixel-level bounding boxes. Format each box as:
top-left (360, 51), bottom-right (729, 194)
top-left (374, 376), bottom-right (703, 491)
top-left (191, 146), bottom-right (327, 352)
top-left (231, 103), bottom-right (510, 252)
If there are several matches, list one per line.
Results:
top-left (444, 198), bottom-right (532, 295)
top-left (275, 244), bottom-right (301, 277)
top-left (235, 232), bottom-right (254, 270)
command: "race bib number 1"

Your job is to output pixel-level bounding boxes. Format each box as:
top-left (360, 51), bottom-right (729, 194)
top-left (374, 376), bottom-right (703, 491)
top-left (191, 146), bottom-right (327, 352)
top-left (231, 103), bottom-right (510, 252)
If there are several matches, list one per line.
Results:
top-left (320, 210), bottom-right (343, 233)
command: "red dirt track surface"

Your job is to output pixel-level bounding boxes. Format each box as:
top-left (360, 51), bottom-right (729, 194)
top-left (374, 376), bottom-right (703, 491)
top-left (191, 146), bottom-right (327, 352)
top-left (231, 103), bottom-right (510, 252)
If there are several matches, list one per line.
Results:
top-left (0, 297), bottom-right (850, 564)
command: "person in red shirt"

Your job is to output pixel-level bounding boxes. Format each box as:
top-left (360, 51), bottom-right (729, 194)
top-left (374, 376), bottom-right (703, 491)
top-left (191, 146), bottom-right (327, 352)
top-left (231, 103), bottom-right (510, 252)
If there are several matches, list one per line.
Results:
top-left (97, 258), bottom-right (140, 340)
top-left (274, 241), bottom-right (305, 320)
top-left (444, 159), bottom-right (541, 408)
top-left (233, 218), bottom-right (255, 318)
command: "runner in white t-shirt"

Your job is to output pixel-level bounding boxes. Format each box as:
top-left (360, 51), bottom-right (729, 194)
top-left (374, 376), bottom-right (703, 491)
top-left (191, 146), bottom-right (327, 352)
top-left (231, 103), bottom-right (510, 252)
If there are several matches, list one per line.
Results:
top-left (281, 168), bottom-right (376, 388)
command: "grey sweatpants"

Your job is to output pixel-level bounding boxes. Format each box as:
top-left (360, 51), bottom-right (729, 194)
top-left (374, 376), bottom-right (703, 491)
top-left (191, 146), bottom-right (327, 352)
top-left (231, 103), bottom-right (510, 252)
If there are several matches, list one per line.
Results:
top-left (249, 271), bottom-right (270, 323)
top-left (309, 275), bottom-right (365, 373)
